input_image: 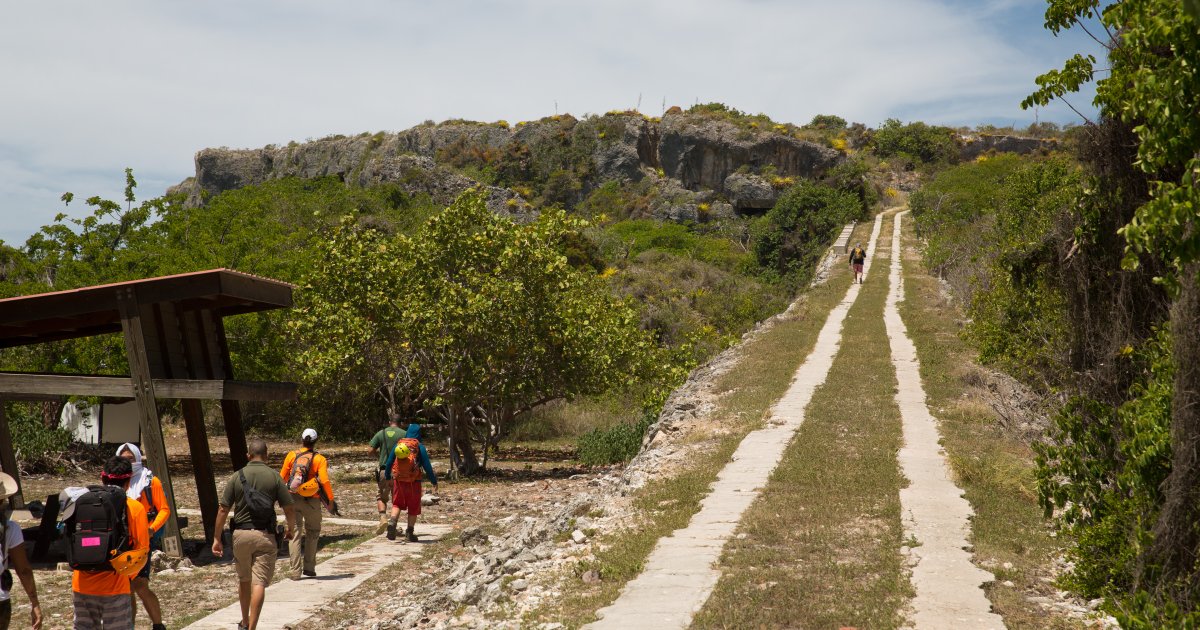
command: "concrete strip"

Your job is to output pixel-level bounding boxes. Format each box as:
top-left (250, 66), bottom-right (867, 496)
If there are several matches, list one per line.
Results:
top-left (586, 213), bottom-right (886, 630)
top-left (884, 212), bottom-right (1005, 629)
top-left (182, 524), bottom-right (451, 630)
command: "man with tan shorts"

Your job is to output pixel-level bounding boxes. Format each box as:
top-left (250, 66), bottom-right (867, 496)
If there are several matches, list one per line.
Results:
top-left (368, 415), bottom-right (404, 534)
top-left (212, 439), bottom-right (295, 630)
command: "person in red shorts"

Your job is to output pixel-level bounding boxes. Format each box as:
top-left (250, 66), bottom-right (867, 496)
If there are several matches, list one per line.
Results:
top-left (383, 423), bottom-right (438, 542)
top-left (848, 242), bottom-right (867, 284)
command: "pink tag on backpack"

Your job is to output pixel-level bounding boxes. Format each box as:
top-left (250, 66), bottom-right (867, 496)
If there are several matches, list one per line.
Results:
top-left (81, 537), bottom-right (102, 547)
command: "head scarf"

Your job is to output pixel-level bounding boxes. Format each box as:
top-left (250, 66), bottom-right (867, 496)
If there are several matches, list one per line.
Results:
top-left (116, 442), bottom-right (154, 500)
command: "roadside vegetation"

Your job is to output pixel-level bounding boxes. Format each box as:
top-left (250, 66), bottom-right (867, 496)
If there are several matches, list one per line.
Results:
top-left (901, 0), bottom-right (1200, 623)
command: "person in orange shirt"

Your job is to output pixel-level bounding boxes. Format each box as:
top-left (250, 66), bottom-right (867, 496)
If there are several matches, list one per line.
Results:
top-left (71, 457), bottom-right (149, 630)
top-left (280, 428), bottom-right (337, 579)
top-left (117, 443), bottom-right (168, 630)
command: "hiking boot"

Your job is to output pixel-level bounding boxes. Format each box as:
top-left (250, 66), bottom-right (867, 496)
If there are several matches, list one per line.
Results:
top-left (303, 569), bottom-right (316, 578)
top-left (375, 518), bottom-right (388, 535)
top-left (405, 527), bottom-right (418, 543)
top-left (386, 521), bottom-right (398, 541)
top-left (152, 625), bottom-right (167, 630)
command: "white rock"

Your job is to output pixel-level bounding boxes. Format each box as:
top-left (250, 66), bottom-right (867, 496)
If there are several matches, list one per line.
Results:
top-left (509, 579), bottom-right (529, 591)
top-left (571, 530), bottom-right (588, 544)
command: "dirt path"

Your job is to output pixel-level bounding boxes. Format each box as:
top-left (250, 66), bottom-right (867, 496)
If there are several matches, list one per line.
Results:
top-left (885, 211), bottom-right (1005, 629)
top-left (584, 213), bottom-right (886, 629)
top-left (183, 525), bottom-right (453, 630)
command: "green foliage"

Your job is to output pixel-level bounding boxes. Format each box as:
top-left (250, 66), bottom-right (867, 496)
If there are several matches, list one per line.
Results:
top-left (7, 403), bottom-right (74, 473)
top-left (290, 190), bottom-right (663, 470)
top-left (751, 182), bottom-right (864, 285)
top-left (603, 220), bottom-right (750, 273)
top-left (576, 411), bottom-right (655, 466)
top-left (806, 114), bottom-right (848, 131)
top-left (1035, 329), bottom-right (1174, 598)
top-left (870, 118), bottom-right (959, 167)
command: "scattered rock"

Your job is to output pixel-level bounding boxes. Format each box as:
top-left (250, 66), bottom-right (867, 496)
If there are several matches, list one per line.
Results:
top-left (582, 570), bottom-right (601, 584)
top-left (460, 526), bottom-right (489, 549)
top-left (571, 530), bottom-right (588, 544)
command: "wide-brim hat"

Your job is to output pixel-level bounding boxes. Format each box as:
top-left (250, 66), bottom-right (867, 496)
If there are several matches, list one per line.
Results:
top-left (0, 472), bottom-right (17, 499)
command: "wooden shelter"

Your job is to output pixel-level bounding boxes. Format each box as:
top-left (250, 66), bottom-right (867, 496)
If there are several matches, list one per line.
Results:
top-left (0, 269), bottom-right (297, 556)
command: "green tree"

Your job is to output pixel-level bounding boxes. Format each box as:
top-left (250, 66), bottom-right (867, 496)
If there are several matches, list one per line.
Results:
top-left (290, 190), bottom-right (658, 474)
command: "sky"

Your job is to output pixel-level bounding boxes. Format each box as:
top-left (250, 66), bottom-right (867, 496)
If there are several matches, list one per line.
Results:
top-left (0, 0), bottom-right (1106, 245)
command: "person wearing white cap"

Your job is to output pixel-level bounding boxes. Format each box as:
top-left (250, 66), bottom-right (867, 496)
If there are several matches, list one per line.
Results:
top-left (1, 472), bottom-right (42, 629)
top-left (280, 428), bottom-right (337, 579)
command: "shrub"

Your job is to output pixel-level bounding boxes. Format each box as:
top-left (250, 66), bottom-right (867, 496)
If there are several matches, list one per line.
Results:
top-left (8, 403), bottom-right (75, 473)
top-left (751, 182), bottom-right (864, 285)
top-left (577, 411), bottom-right (654, 465)
top-left (871, 118), bottom-right (959, 167)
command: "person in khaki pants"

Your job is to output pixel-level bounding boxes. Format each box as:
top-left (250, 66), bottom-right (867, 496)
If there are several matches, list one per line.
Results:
top-left (280, 428), bottom-right (337, 579)
top-left (212, 439), bottom-right (295, 630)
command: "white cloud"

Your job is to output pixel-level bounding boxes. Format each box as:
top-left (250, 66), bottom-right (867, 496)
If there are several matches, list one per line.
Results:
top-left (0, 0), bottom-right (1101, 243)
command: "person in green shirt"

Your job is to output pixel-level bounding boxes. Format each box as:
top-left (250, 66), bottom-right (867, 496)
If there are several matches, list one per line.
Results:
top-left (212, 439), bottom-right (296, 630)
top-left (368, 415), bottom-right (404, 533)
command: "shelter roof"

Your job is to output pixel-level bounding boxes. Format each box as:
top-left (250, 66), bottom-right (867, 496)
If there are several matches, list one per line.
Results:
top-left (0, 268), bottom-right (293, 348)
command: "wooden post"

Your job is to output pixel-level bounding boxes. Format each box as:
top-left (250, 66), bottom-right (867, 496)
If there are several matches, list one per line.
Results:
top-left (213, 317), bottom-right (248, 470)
top-left (0, 401), bottom-right (24, 508)
top-left (116, 288), bottom-right (184, 557)
top-left (180, 399), bottom-right (218, 543)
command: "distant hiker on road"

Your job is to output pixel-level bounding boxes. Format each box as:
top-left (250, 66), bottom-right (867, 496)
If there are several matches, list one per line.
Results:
top-left (368, 415), bottom-right (405, 534)
top-left (68, 457), bottom-right (150, 630)
top-left (212, 439), bottom-right (296, 630)
top-left (849, 242), bottom-right (867, 284)
top-left (1, 472), bottom-right (43, 630)
top-left (280, 428), bottom-right (337, 580)
top-left (383, 423), bottom-right (438, 542)
top-left (117, 443), bottom-right (168, 630)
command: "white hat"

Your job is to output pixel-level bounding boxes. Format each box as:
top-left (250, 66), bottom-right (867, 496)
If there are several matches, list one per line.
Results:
top-left (301, 428), bottom-right (318, 441)
top-left (0, 472), bottom-right (17, 499)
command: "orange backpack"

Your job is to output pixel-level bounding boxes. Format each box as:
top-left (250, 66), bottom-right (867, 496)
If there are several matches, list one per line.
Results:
top-left (391, 438), bottom-right (422, 482)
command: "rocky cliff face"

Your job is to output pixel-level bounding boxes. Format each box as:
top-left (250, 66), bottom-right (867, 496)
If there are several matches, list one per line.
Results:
top-left (169, 112), bottom-right (843, 220)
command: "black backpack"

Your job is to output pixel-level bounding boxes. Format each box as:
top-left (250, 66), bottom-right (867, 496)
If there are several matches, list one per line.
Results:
top-left (66, 485), bottom-right (130, 572)
top-left (237, 468), bottom-right (277, 530)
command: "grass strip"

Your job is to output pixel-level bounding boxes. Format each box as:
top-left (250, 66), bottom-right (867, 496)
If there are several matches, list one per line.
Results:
top-left (693, 214), bottom-right (910, 629)
top-left (896, 214), bottom-right (1082, 629)
top-left (527, 222), bottom-right (876, 628)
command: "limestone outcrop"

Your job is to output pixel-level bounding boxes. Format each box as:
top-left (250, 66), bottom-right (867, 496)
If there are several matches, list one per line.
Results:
top-left (958, 134), bottom-right (1058, 161)
top-left (170, 112), bottom-right (845, 221)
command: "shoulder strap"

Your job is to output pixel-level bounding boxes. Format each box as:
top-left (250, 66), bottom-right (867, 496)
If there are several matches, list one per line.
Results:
top-left (238, 467), bottom-right (250, 504)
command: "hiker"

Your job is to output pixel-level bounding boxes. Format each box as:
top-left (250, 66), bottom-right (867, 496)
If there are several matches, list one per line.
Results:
top-left (116, 443), bottom-right (168, 630)
top-left (68, 457), bottom-right (150, 630)
top-left (1, 472), bottom-right (42, 630)
top-left (383, 423), bottom-right (438, 542)
top-left (849, 242), bottom-right (867, 284)
top-left (280, 428), bottom-right (336, 580)
top-left (368, 414), bottom-right (405, 534)
top-left (212, 438), bottom-right (296, 630)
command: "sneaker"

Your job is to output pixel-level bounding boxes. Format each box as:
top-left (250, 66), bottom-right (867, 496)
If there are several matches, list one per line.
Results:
top-left (303, 569), bottom-right (316, 578)
top-left (405, 528), bottom-right (418, 543)
top-left (375, 519), bottom-right (389, 536)
top-left (152, 625), bottom-right (167, 630)
top-left (238, 623), bottom-right (249, 630)
top-left (386, 522), bottom-right (398, 541)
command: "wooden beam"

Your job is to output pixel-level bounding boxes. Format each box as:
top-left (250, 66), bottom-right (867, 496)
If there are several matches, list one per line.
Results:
top-left (117, 287), bottom-right (185, 558)
top-left (0, 373), bottom-right (297, 401)
top-left (0, 402), bottom-right (24, 509)
top-left (180, 399), bottom-right (219, 543)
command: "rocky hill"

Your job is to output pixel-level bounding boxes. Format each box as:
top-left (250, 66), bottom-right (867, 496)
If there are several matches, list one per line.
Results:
top-left (168, 110), bottom-right (845, 220)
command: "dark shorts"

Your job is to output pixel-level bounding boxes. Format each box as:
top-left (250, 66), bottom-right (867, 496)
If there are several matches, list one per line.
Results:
top-left (136, 535), bottom-right (162, 580)
top-left (391, 480), bottom-right (422, 516)
top-left (853, 263), bottom-right (864, 274)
